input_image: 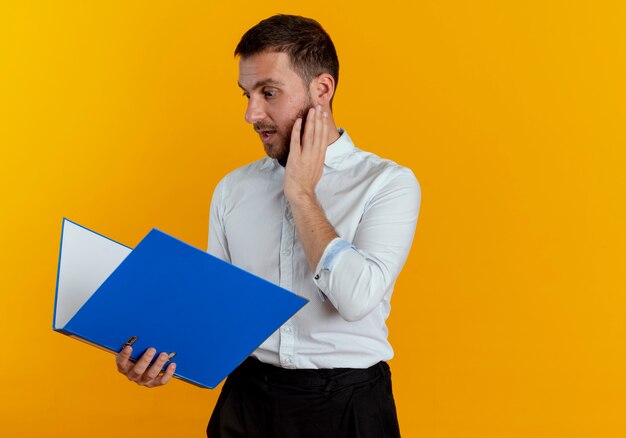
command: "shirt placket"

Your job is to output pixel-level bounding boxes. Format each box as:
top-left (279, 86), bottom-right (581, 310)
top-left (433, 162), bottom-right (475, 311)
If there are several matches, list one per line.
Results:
top-left (278, 199), bottom-right (296, 368)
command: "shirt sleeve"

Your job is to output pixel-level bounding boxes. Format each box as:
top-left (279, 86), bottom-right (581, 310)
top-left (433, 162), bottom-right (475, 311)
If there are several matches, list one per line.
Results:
top-left (312, 167), bottom-right (421, 322)
top-left (208, 177), bottom-right (231, 263)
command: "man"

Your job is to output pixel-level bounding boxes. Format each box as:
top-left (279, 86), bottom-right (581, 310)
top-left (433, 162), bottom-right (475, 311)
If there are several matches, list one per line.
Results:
top-left (116, 14), bottom-right (421, 437)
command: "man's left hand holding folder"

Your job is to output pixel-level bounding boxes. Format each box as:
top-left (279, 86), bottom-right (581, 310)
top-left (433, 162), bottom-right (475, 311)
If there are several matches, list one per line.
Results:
top-left (116, 336), bottom-right (177, 388)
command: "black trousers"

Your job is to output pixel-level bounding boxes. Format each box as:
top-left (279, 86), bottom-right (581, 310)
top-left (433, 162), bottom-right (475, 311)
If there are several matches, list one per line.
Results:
top-left (207, 357), bottom-right (401, 438)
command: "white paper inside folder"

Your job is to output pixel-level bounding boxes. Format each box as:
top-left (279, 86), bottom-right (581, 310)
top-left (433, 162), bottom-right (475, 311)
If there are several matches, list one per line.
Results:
top-left (54, 219), bottom-right (132, 329)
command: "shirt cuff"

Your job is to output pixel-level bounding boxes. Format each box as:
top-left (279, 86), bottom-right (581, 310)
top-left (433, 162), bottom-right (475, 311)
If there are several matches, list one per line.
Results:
top-left (313, 238), bottom-right (355, 301)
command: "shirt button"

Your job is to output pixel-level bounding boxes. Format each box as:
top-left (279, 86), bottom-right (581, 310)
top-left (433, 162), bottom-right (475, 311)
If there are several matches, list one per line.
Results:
top-left (284, 326), bottom-right (292, 334)
top-left (282, 248), bottom-right (292, 256)
top-left (283, 357), bottom-right (292, 365)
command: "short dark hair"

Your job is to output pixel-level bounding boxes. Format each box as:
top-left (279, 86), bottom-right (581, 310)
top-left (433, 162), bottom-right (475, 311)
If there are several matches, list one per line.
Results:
top-left (235, 15), bottom-right (339, 98)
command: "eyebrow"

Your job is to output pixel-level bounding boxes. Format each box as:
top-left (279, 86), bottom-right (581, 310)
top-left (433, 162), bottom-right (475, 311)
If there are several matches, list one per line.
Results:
top-left (237, 78), bottom-right (284, 92)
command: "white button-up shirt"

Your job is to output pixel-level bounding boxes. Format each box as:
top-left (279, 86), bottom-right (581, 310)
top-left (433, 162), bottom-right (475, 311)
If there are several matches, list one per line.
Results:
top-left (208, 129), bottom-right (421, 369)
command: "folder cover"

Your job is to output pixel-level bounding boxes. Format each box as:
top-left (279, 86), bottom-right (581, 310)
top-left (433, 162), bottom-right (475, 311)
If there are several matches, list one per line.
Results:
top-left (53, 218), bottom-right (308, 388)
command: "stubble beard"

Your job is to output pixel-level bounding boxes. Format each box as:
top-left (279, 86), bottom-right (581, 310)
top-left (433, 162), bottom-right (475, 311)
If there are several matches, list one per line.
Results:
top-left (255, 96), bottom-right (314, 163)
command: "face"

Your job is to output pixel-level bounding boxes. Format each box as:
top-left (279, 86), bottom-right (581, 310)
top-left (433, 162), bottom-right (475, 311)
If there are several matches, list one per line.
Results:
top-left (238, 52), bottom-right (315, 162)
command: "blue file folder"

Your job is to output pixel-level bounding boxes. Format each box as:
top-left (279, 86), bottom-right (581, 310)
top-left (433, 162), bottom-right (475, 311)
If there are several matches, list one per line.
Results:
top-left (53, 218), bottom-right (308, 388)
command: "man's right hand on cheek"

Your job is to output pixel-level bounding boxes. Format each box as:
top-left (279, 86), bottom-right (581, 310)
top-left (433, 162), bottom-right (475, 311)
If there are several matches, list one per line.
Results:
top-left (116, 345), bottom-right (176, 388)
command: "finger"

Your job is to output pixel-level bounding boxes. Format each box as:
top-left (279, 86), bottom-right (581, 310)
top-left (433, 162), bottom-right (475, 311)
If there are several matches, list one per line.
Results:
top-left (155, 362), bottom-right (177, 387)
top-left (301, 107), bottom-right (316, 150)
top-left (116, 345), bottom-right (133, 373)
top-left (142, 352), bottom-right (170, 382)
top-left (127, 347), bottom-right (156, 381)
top-left (289, 118), bottom-right (302, 158)
top-left (313, 105), bottom-right (323, 149)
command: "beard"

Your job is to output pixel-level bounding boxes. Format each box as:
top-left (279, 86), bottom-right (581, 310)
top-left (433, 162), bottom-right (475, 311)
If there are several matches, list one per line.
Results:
top-left (254, 96), bottom-right (314, 164)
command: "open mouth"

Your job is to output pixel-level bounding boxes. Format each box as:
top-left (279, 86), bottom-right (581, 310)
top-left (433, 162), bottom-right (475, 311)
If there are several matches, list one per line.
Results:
top-left (260, 130), bottom-right (276, 141)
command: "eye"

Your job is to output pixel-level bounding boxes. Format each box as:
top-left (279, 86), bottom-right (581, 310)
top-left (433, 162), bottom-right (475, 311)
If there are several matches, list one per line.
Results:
top-left (264, 88), bottom-right (277, 98)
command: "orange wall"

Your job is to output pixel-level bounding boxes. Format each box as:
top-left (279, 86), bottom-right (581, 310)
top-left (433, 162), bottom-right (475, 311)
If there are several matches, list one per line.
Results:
top-left (1, 1), bottom-right (625, 436)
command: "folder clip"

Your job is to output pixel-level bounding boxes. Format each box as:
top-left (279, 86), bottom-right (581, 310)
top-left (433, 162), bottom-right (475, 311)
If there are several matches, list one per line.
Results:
top-left (122, 335), bottom-right (138, 349)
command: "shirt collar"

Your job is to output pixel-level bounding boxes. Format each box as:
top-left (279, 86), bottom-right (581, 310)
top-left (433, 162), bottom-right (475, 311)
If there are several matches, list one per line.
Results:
top-left (324, 128), bottom-right (355, 170)
top-left (262, 128), bottom-right (355, 171)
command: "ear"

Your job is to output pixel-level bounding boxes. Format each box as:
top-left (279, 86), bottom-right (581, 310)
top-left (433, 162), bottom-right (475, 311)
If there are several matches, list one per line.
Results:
top-left (310, 73), bottom-right (335, 106)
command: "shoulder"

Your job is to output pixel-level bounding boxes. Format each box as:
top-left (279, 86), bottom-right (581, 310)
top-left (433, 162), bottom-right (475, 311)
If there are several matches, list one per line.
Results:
top-left (346, 143), bottom-right (420, 193)
top-left (219, 157), bottom-right (275, 185)
top-left (349, 148), bottom-right (421, 216)
top-left (214, 157), bottom-right (277, 193)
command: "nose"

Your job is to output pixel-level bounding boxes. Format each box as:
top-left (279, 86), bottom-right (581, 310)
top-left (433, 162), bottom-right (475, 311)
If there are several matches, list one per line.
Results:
top-left (245, 96), bottom-right (266, 124)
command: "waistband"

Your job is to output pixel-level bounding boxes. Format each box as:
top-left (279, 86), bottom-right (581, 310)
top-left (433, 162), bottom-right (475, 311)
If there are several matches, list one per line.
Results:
top-left (231, 356), bottom-right (390, 390)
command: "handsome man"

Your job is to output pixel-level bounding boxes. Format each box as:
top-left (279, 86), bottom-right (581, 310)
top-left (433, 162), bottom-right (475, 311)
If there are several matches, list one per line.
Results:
top-left (116, 14), bottom-right (420, 437)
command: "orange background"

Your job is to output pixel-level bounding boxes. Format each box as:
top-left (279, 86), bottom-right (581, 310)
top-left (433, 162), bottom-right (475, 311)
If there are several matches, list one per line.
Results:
top-left (2, 1), bottom-right (625, 436)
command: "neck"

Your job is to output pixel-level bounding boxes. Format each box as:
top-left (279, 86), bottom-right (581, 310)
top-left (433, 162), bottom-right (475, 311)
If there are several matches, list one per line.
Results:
top-left (326, 114), bottom-right (341, 145)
